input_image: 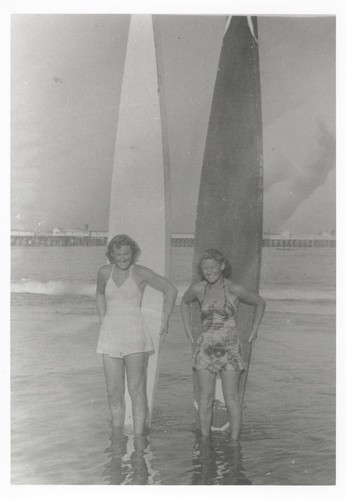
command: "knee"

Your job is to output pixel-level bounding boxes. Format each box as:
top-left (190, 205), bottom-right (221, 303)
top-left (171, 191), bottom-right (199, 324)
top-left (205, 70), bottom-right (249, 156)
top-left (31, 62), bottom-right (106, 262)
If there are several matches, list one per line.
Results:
top-left (128, 379), bottom-right (146, 400)
top-left (199, 392), bottom-right (214, 410)
top-left (224, 393), bottom-right (240, 411)
top-left (107, 388), bottom-right (123, 406)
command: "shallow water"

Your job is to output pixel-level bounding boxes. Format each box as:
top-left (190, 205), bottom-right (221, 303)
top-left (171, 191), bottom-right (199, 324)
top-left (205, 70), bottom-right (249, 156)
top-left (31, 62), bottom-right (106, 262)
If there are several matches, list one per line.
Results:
top-left (11, 247), bottom-right (335, 484)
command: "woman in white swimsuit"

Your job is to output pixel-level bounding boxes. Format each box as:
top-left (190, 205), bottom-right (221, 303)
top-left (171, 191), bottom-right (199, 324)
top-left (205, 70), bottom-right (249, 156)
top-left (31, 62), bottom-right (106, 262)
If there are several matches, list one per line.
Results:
top-left (96, 234), bottom-right (177, 435)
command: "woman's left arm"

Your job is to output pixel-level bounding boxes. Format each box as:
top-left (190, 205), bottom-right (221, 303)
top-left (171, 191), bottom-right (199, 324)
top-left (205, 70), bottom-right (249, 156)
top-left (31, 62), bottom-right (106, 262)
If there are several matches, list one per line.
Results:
top-left (231, 283), bottom-right (266, 343)
top-left (135, 266), bottom-right (178, 337)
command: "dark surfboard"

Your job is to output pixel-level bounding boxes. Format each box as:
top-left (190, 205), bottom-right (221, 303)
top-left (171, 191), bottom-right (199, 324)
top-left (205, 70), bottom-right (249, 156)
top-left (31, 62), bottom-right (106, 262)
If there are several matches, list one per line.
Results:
top-left (192, 16), bottom-right (263, 432)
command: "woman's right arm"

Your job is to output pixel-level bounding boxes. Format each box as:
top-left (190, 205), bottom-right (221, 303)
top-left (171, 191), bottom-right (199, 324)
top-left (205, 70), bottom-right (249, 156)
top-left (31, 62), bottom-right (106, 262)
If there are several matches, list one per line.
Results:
top-left (180, 284), bottom-right (199, 344)
top-left (95, 266), bottom-right (108, 323)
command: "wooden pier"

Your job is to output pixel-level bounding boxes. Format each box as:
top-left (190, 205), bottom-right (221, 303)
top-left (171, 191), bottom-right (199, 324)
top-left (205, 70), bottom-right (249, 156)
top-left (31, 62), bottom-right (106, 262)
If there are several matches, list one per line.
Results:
top-left (11, 232), bottom-right (335, 248)
top-left (11, 234), bottom-right (108, 247)
top-left (262, 237), bottom-right (335, 248)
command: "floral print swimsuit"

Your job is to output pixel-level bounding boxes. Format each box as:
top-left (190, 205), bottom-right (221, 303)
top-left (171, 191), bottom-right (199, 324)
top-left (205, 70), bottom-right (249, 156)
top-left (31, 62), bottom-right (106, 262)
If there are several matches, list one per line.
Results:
top-left (193, 279), bottom-right (246, 375)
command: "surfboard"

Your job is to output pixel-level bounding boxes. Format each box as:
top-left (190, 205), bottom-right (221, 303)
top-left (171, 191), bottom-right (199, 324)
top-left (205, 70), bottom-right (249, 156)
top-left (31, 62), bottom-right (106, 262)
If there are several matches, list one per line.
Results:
top-left (192, 16), bottom-right (263, 432)
top-left (108, 15), bottom-right (171, 433)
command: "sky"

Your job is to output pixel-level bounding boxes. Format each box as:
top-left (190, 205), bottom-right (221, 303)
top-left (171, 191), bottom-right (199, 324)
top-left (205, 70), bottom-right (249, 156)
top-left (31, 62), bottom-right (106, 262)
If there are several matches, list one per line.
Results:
top-left (11, 14), bottom-right (335, 234)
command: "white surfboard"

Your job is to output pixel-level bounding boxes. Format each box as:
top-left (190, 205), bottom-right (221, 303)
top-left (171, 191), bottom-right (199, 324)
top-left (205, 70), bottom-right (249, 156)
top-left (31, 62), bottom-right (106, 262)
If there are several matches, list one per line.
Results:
top-left (108, 15), bottom-right (171, 432)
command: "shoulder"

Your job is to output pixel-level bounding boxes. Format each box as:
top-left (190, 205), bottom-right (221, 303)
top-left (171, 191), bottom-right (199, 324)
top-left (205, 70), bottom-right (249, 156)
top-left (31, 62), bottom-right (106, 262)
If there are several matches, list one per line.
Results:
top-left (224, 279), bottom-right (246, 296)
top-left (132, 264), bottom-right (161, 285)
top-left (97, 264), bottom-right (112, 280)
top-left (132, 264), bottom-right (176, 293)
top-left (225, 279), bottom-right (265, 305)
top-left (182, 281), bottom-right (206, 302)
top-left (132, 264), bottom-right (151, 279)
top-left (132, 264), bottom-right (146, 273)
top-left (194, 281), bottom-right (207, 293)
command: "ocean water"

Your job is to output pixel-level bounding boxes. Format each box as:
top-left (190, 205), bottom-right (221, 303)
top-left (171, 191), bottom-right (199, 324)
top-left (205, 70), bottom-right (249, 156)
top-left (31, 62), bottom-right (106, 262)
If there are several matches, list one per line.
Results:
top-left (11, 246), bottom-right (336, 485)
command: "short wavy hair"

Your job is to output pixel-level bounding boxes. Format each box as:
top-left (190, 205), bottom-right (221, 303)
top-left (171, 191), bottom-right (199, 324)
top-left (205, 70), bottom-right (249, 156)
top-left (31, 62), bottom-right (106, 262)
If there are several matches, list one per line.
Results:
top-left (198, 248), bottom-right (232, 279)
top-left (106, 234), bottom-right (141, 263)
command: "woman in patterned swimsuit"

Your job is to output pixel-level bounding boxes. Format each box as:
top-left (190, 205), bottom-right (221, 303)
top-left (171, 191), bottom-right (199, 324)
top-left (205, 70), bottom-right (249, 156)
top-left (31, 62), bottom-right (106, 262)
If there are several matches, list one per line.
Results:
top-left (181, 249), bottom-right (265, 440)
top-left (96, 234), bottom-right (177, 435)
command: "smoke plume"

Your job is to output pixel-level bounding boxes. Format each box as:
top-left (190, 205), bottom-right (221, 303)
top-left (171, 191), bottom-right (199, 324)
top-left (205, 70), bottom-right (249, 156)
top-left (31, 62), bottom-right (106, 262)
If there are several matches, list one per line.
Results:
top-left (264, 120), bottom-right (335, 231)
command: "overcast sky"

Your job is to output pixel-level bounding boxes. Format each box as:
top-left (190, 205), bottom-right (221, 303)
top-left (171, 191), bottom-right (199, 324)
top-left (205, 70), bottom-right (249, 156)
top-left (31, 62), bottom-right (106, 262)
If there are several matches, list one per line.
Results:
top-left (11, 14), bottom-right (335, 234)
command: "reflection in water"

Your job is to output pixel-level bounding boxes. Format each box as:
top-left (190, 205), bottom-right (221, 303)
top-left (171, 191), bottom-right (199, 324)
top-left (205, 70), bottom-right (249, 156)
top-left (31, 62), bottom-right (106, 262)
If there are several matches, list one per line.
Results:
top-left (102, 427), bottom-right (161, 485)
top-left (102, 426), bottom-right (251, 485)
top-left (191, 434), bottom-right (251, 485)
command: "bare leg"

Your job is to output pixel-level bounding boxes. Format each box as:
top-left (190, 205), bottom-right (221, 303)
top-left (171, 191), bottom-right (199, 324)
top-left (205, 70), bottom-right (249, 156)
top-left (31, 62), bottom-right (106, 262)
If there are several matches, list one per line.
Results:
top-left (125, 352), bottom-right (148, 435)
top-left (103, 354), bottom-right (125, 428)
top-left (196, 369), bottom-right (216, 437)
top-left (221, 369), bottom-right (241, 440)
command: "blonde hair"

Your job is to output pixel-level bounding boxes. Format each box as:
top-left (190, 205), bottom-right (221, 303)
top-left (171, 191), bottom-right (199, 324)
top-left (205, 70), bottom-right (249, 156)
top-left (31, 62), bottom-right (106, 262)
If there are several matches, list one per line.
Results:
top-left (198, 248), bottom-right (232, 278)
top-left (106, 234), bottom-right (141, 263)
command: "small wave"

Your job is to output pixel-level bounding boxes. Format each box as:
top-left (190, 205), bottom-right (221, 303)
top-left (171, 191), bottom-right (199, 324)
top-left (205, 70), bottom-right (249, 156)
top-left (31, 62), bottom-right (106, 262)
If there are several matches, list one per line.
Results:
top-left (11, 279), bottom-right (95, 297)
top-left (11, 280), bottom-right (335, 303)
top-left (175, 285), bottom-right (334, 303)
top-left (175, 286), bottom-right (335, 304)
top-left (261, 287), bottom-right (335, 302)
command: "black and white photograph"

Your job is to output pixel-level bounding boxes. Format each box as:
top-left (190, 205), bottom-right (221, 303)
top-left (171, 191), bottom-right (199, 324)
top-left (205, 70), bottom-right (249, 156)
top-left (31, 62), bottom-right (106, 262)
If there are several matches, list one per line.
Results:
top-left (7, 1), bottom-right (341, 495)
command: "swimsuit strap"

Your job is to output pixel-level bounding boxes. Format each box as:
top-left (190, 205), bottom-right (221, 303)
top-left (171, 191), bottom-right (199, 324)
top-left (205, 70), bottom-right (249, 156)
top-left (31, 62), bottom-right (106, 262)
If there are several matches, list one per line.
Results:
top-left (222, 277), bottom-right (227, 314)
top-left (109, 264), bottom-right (134, 286)
top-left (200, 281), bottom-right (208, 306)
top-left (129, 264), bottom-right (136, 283)
top-left (201, 278), bottom-right (225, 308)
top-left (224, 279), bottom-right (237, 319)
top-left (130, 264), bottom-right (143, 294)
top-left (110, 264), bottom-right (115, 281)
top-left (202, 277), bottom-right (237, 318)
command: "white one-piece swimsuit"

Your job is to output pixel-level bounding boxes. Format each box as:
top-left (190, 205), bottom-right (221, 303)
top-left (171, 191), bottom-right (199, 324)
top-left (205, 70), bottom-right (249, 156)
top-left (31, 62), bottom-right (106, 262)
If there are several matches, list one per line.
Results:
top-left (97, 265), bottom-right (154, 358)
